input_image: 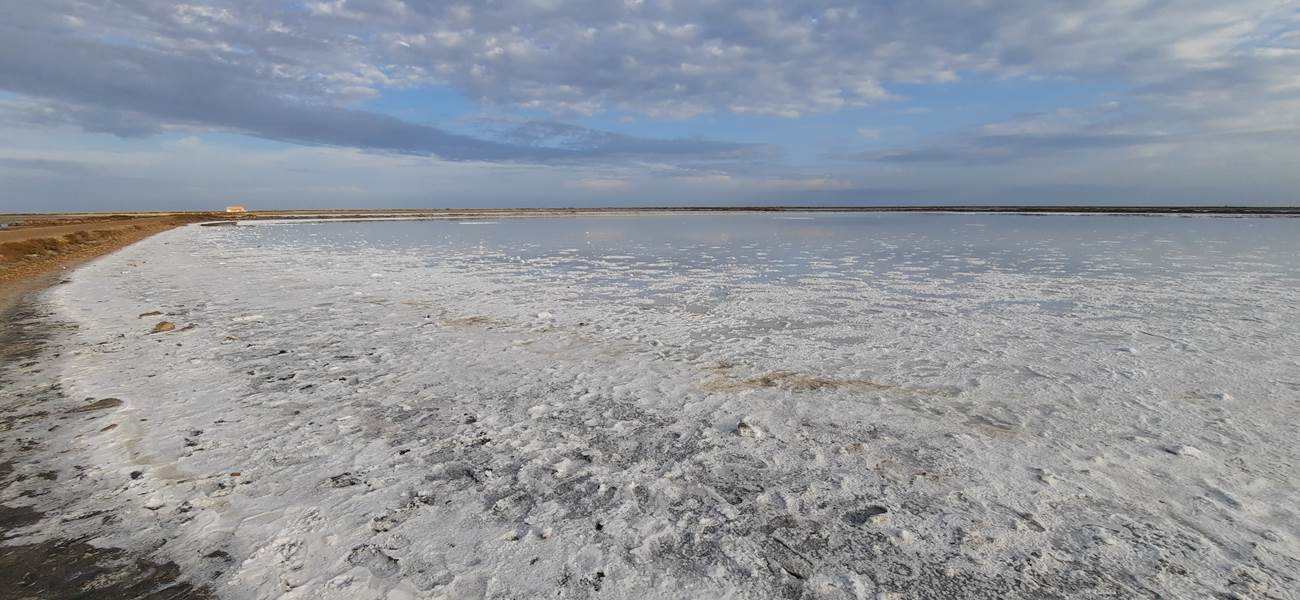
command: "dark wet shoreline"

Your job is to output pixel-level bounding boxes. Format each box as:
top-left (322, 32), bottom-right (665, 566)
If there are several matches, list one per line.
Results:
top-left (0, 294), bottom-right (213, 599)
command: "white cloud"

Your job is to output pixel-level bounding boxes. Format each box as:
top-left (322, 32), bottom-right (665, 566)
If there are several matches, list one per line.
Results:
top-left (13, 0), bottom-right (1290, 120)
top-left (2, 0), bottom-right (1299, 207)
top-left (568, 177), bottom-right (631, 192)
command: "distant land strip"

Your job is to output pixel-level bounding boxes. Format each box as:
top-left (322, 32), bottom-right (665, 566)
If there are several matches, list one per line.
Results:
top-left (5, 205), bottom-right (1300, 225)
top-left (3, 205), bottom-right (1296, 310)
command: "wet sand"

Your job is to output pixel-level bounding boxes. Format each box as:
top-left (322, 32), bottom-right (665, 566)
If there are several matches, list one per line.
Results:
top-left (1, 215), bottom-right (219, 598)
top-left (0, 293), bottom-right (214, 598)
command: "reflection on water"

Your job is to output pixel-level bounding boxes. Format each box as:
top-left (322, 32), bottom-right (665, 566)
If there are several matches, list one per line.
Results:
top-left (244, 213), bottom-right (1300, 291)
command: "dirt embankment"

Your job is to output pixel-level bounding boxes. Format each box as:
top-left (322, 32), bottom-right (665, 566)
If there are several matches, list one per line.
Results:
top-left (0, 215), bottom-right (214, 313)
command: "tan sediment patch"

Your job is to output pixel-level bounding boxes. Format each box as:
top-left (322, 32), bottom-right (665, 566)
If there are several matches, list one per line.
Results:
top-left (441, 316), bottom-right (505, 328)
top-left (702, 370), bottom-right (896, 393)
top-left (701, 368), bottom-right (959, 397)
top-left (70, 397), bottom-right (124, 413)
top-left (113, 416), bottom-right (196, 483)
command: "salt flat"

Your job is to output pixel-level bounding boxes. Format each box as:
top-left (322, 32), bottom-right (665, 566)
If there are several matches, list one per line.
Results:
top-left (5, 214), bottom-right (1299, 599)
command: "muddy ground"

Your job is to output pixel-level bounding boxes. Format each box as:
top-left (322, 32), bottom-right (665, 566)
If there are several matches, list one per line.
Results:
top-left (0, 295), bottom-right (213, 599)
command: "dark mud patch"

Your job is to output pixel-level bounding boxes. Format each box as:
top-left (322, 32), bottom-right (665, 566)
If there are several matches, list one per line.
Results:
top-left (1, 295), bottom-right (213, 599)
top-left (0, 538), bottom-right (213, 599)
top-left (0, 503), bottom-right (42, 533)
top-left (842, 505), bottom-right (889, 526)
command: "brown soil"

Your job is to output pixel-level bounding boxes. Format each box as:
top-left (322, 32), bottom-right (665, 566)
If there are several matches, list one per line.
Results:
top-left (0, 215), bottom-right (210, 314)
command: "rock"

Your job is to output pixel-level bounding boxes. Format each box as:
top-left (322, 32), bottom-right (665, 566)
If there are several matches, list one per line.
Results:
top-left (151, 321), bottom-right (176, 334)
top-left (143, 495), bottom-right (165, 510)
top-left (346, 544), bottom-right (399, 578)
top-left (735, 416), bottom-right (764, 438)
top-left (370, 516), bottom-right (396, 532)
top-left (326, 472), bottom-right (362, 487)
top-left (843, 506), bottom-right (889, 526)
top-left (204, 550), bottom-right (232, 561)
top-left (1165, 444), bottom-right (1203, 458)
top-left (369, 508), bottom-right (412, 532)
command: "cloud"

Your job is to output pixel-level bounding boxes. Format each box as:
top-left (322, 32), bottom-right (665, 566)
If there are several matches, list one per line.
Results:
top-left (0, 98), bottom-right (165, 138)
top-left (0, 12), bottom-right (763, 166)
top-left (871, 130), bottom-right (1166, 165)
top-left (344, 0), bottom-right (1294, 118)
top-left (480, 120), bottom-right (764, 161)
top-left (2, 1), bottom-right (1299, 208)
top-left (7, 1), bottom-right (1296, 122)
top-left (865, 34), bottom-right (1300, 167)
top-left (568, 178), bottom-right (631, 192)
top-left (0, 157), bottom-right (95, 175)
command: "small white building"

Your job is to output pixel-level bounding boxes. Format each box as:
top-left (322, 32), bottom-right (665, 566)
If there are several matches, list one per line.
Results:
top-left (225, 205), bottom-right (248, 213)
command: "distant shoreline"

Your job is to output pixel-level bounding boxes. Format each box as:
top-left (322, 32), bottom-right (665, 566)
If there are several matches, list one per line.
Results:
top-left (0, 215), bottom-right (204, 313)
top-left (5, 205), bottom-right (1300, 224)
top-left (3, 205), bottom-right (1296, 308)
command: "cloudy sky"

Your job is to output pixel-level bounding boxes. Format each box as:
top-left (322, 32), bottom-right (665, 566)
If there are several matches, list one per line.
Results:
top-left (1, 1), bottom-right (1298, 210)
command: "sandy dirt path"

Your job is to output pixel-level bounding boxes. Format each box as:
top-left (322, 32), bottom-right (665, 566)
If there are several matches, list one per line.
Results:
top-left (0, 215), bottom-right (208, 314)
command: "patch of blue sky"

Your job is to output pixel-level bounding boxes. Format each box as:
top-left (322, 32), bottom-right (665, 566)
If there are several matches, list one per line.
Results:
top-left (358, 85), bottom-right (476, 128)
top-left (570, 75), bottom-right (1130, 164)
top-left (889, 76), bottom-right (1128, 132)
top-left (167, 132), bottom-right (302, 151)
top-left (352, 75), bottom-right (1127, 165)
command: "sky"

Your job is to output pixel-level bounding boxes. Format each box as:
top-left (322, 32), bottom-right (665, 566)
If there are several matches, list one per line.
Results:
top-left (1, 1), bottom-right (1298, 211)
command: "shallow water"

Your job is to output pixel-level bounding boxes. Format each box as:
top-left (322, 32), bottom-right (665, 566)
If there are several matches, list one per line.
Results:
top-left (250, 213), bottom-right (1300, 282)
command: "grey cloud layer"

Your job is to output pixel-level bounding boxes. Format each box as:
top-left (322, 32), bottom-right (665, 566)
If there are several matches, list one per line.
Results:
top-left (9, 2), bottom-right (1296, 114)
top-left (312, 0), bottom-right (1295, 117)
top-left (0, 3), bottom-right (763, 165)
top-left (1, 0), bottom-right (1298, 193)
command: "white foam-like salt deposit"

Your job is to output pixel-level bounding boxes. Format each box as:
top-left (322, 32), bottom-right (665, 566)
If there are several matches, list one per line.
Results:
top-left (10, 220), bottom-right (1300, 599)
